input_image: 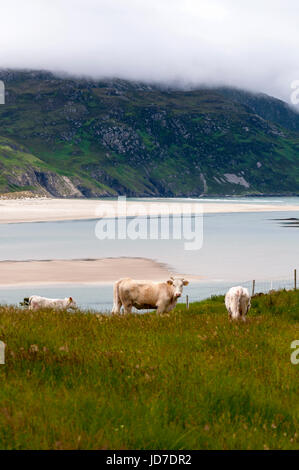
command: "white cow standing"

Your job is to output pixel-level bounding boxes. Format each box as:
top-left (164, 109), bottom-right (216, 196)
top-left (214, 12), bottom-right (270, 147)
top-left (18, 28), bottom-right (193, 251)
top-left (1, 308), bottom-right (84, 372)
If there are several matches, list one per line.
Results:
top-left (225, 286), bottom-right (251, 321)
top-left (112, 277), bottom-right (189, 314)
top-left (26, 295), bottom-right (77, 311)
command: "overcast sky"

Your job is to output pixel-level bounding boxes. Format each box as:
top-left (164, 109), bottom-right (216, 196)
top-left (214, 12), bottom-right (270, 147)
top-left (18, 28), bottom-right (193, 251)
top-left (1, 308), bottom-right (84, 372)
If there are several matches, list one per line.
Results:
top-left (1, 0), bottom-right (299, 102)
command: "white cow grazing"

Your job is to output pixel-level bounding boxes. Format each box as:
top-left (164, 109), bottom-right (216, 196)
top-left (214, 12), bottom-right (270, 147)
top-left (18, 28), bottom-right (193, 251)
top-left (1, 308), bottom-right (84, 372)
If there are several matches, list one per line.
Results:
top-left (28, 295), bottom-right (77, 311)
top-left (112, 277), bottom-right (189, 314)
top-left (225, 286), bottom-right (251, 321)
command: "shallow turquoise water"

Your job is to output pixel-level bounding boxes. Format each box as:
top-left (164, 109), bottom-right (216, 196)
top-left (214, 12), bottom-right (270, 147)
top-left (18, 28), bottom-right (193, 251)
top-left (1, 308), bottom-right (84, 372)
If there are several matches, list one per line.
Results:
top-left (0, 197), bottom-right (298, 310)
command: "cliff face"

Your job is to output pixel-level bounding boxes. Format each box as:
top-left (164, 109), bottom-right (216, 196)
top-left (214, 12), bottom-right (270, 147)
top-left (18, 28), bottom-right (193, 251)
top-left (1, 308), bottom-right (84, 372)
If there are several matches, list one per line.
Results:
top-left (0, 70), bottom-right (299, 197)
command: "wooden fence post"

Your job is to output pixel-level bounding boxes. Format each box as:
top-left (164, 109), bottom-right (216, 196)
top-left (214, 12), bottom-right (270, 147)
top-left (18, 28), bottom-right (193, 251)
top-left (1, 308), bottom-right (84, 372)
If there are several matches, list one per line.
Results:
top-left (186, 295), bottom-right (189, 310)
top-left (252, 280), bottom-right (255, 297)
top-left (294, 269), bottom-right (297, 291)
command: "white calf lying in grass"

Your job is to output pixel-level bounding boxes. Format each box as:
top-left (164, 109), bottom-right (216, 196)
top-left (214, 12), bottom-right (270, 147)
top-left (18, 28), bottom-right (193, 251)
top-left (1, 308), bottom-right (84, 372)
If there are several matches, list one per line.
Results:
top-left (23, 295), bottom-right (77, 311)
top-left (225, 286), bottom-right (251, 321)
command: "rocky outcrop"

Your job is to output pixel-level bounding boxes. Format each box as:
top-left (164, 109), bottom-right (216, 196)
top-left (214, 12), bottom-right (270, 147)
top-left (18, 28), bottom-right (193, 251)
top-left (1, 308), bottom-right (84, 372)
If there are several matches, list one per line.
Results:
top-left (223, 173), bottom-right (250, 188)
top-left (6, 168), bottom-right (84, 197)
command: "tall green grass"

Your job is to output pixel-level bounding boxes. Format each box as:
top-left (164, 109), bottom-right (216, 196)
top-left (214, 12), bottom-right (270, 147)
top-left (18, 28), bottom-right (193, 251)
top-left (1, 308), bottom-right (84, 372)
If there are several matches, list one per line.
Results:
top-left (0, 290), bottom-right (298, 449)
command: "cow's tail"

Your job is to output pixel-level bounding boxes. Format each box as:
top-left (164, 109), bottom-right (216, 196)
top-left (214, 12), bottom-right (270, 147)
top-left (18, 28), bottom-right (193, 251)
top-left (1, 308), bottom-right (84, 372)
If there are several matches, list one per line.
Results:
top-left (231, 289), bottom-right (242, 319)
top-left (112, 280), bottom-right (122, 314)
top-left (238, 293), bottom-right (243, 316)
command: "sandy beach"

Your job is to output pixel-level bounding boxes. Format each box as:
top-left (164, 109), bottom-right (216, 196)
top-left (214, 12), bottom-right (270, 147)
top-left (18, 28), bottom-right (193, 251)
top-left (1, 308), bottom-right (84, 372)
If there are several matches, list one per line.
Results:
top-left (0, 198), bottom-right (298, 224)
top-left (0, 258), bottom-right (203, 287)
top-left (0, 197), bottom-right (297, 288)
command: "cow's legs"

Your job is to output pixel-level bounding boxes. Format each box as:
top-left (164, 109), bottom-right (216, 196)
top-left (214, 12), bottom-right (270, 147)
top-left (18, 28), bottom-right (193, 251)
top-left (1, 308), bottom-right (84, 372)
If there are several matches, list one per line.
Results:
top-left (240, 303), bottom-right (248, 321)
top-left (156, 302), bottom-right (168, 314)
top-left (112, 300), bottom-right (122, 314)
top-left (123, 303), bottom-right (132, 314)
top-left (165, 302), bottom-right (177, 313)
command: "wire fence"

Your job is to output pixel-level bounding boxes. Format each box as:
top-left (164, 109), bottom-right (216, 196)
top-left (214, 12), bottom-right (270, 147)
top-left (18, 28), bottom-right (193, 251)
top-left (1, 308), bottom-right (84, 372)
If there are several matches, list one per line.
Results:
top-left (177, 269), bottom-right (298, 308)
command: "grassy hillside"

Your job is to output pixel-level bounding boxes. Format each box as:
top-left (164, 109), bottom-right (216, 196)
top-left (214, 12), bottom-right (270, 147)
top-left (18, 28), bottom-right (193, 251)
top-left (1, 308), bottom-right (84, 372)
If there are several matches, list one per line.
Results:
top-left (0, 70), bottom-right (299, 197)
top-left (0, 289), bottom-right (298, 450)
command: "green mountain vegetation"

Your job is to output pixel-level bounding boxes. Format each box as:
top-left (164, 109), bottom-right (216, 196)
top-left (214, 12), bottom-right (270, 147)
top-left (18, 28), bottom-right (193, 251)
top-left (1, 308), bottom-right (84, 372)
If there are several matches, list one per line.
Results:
top-left (0, 290), bottom-right (298, 449)
top-left (0, 70), bottom-right (299, 197)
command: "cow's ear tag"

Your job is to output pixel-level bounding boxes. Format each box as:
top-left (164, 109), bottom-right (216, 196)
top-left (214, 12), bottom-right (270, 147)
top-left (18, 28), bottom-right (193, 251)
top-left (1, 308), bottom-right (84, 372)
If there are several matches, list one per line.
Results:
top-left (167, 280), bottom-right (173, 285)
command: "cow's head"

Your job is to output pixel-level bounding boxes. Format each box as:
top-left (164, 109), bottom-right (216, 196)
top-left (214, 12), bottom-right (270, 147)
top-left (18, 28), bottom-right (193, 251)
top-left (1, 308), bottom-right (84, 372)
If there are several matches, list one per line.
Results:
top-left (167, 276), bottom-right (189, 298)
top-left (67, 297), bottom-right (77, 310)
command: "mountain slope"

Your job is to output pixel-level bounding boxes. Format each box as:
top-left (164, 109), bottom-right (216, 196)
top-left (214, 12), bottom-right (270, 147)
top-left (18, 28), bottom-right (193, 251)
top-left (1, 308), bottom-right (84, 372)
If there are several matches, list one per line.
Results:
top-left (0, 136), bottom-right (91, 196)
top-left (0, 70), bottom-right (299, 197)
